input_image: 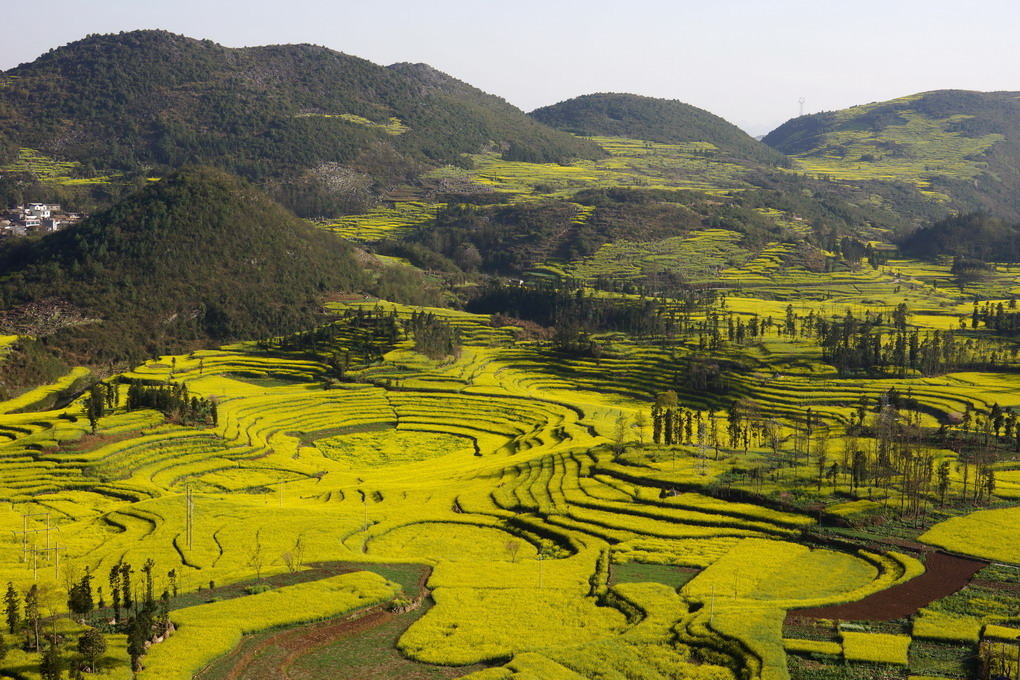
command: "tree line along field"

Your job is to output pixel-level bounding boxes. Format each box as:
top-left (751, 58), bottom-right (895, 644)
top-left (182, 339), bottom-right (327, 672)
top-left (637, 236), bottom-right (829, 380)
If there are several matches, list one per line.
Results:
top-left (1, 257), bottom-right (1020, 679)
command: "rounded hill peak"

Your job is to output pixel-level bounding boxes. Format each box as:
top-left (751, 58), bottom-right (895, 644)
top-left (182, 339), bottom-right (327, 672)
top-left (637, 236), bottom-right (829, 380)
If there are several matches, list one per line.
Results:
top-left (530, 93), bottom-right (786, 166)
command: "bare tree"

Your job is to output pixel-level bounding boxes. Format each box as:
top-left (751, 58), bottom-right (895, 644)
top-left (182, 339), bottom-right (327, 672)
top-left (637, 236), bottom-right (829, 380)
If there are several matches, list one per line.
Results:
top-left (248, 532), bottom-right (266, 579)
top-left (633, 411), bottom-right (647, 445)
top-left (613, 415), bottom-right (628, 454)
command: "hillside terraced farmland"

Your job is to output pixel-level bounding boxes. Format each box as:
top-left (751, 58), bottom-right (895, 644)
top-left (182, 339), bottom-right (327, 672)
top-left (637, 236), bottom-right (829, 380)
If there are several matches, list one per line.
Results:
top-left (436, 135), bottom-right (752, 201)
top-left (0, 146), bottom-right (117, 185)
top-left (321, 201), bottom-right (442, 242)
top-left (783, 101), bottom-right (1003, 192)
top-left (0, 281), bottom-right (1019, 679)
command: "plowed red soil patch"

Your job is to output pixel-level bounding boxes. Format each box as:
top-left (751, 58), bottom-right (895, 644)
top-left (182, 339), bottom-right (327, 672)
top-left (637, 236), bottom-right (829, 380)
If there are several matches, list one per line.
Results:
top-left (223, 606), bottom-right (393, 680)
top-left (788, 552), bottom-right (986, 622)
top-left (199, 565), bottom-right (444, 680)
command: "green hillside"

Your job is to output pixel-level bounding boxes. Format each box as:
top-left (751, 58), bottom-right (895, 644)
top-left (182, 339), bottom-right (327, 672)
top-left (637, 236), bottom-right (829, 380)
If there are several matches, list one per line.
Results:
top-left (530, 92), bottom-right (787, 167)
top-left (0, 30), bottom-right (602, 215)
top-left (763, 89), bottom-right (1020, 219)
top-left (0, 166), bottom-right (372, 363)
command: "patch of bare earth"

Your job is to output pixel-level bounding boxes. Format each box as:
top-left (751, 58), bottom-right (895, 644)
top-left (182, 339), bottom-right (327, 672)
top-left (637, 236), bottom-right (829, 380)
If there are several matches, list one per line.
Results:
top-left (788, 552), bottom-right (987, 622)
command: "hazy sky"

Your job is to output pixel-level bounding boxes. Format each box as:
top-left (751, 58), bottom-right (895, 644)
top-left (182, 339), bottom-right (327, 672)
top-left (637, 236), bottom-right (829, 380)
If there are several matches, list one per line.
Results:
top-left (4, 0), bottom-right (1019, 136)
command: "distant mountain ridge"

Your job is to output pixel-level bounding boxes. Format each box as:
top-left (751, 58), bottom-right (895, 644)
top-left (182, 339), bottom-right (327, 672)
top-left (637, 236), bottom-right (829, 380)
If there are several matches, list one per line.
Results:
top-left (2, 32), bottom-right (1020, 240)
top-left (0, 30), bottom-right (601, 214)
top-left (530, 92), bottom-right (788, 167)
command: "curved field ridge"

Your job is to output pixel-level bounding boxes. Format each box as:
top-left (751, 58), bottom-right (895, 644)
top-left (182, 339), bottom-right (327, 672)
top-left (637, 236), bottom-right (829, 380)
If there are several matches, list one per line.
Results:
top-left (789, 552), bottom-right (986, 621)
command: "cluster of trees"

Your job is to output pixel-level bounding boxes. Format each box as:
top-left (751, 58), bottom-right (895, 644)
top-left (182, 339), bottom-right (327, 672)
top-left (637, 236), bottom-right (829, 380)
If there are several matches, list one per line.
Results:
top-left (411, 201), bottom-right (581, 273)
top-left (476, 293), bottom-right (1020, 375)
top-left (970, 298), bottom-right (1020, 335)
top-left (837, 237), bottom-right (892, 269)
top-left (124, 380), bottom-right (217, 426)
top-left (468, 282), bottom-right (716, 341)
top-left (650, 393), bottom-right (771, 459)
top-left (406, 311), bottom-right (460, 360)
top-left (647, 384), bottom-right (1013, 520)
top-left (769, 303), bottom-right (1020, 376)
top-left (900, 212), bottom-right (1020, 263)
top-left (977, 638), bottom-right (1020, 680)
top-left (930, 401), bottom-right (1020, 455)
top-left (839, 389), bottom-right (1016, 511)
top-left (819, 323), bottom-right (1020, 377)
top-left (85, 382), bottom-right (117, 433)
top-left (268, 308), bottom-right (401, 368)
top-left (950, 255), bottom-right (995, 284)
top-left (107, 559), bottom-right (172, 672)
top-left (2, 570), bottom-right (118, 677)
top-left (839, 402), bottom-right (939, 519)
top-left (651, 391), bottom-right (714, 449)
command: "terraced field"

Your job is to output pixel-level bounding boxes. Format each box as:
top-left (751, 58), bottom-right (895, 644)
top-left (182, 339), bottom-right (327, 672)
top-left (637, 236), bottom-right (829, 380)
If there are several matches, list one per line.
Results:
top-left (321, 202), bottom-right (443, 242)
top-left (781, 99), bottom-right (1004, 192)
top-left (426, 135), bottom-right (752, 203)
top-left (1, 280), bottom-right (1019, 679)
top-left (0, 147), bottom-right (117, 185)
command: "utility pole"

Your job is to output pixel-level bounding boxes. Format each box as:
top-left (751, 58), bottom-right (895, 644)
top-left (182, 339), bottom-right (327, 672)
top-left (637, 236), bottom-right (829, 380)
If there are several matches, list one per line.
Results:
top-left (32, 542), bottom-right (66, 581)
top-left (13, 512), bottom-right (52, 563)
top-left (185, 485), bottom-right (194, 550)
top-left (53, 541), bottom-right (65, 580)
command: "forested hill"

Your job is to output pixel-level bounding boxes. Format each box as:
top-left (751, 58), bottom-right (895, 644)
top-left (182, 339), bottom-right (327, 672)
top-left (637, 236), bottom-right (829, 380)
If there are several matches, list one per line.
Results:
top-left (530, 93), bottom-right (788, 167)
top-left (763, 90), bottom-right (1020, 219)
top-left (898, 212), bottom-right (1020, 262)
top-left (0, 167), bottom-right (372, 363)
top-left (0, 30), bottom-right (602, 214)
